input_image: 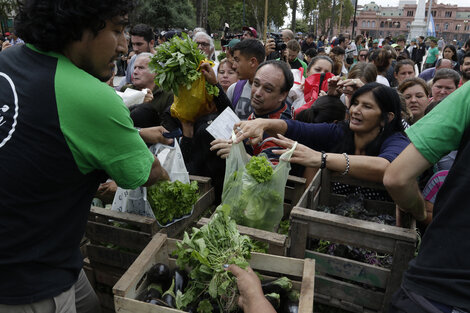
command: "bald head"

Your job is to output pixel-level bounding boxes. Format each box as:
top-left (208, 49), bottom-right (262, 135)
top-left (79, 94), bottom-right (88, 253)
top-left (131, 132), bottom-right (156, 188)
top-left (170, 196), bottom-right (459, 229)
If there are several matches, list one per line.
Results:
top-left (281, 29), bottom-right (294, 43)
top-left (437, 58), bottom-right (453, 70)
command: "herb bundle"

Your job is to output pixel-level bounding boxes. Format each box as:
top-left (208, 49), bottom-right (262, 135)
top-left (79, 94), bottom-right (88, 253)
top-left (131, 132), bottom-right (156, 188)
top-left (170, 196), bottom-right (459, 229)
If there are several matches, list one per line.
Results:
top-left (173, 205), bottom-right (253, 312)
top-left (147, 180), bottom-right (199, 225)
top-left (149, 33), bottom-right (219, 97)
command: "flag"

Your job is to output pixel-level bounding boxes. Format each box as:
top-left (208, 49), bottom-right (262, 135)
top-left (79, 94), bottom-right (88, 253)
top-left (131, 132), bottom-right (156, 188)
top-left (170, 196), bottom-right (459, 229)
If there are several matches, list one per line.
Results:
top-left (427, 13), bottom-right (436, 37)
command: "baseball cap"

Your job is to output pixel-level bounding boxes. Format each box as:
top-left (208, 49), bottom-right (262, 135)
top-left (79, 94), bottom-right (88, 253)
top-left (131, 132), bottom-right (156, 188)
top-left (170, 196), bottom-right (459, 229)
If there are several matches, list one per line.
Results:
top-left (242, 26), bottom-right (258, 38)
top-left (224, 39), bottom-right (240, 48)
top-left (373, 39), bottom-right (379, 44)
top-left (5, 32), bottom-right (10, 36)
top-left (411, 38), bottom-right (417, 42)
top-left (391, 43), bottom-right (399, 48)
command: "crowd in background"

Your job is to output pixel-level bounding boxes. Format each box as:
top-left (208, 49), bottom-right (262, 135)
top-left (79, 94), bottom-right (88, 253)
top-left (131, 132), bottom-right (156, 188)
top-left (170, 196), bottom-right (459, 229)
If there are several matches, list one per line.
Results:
top-left (2, 8), bottom-right (470, 311)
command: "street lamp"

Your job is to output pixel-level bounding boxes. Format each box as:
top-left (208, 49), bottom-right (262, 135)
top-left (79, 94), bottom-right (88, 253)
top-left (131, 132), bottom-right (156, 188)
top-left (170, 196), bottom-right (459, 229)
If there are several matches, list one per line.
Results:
top-left (313, 9), bottom-right (319, 38)
top-left (352, 0), bottom-right (359, 38)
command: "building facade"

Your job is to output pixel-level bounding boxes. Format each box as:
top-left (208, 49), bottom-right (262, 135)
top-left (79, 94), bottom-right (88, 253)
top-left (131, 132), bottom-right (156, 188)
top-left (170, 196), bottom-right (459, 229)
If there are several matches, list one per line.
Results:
top-left (343, 0), bottom-right (470, 43)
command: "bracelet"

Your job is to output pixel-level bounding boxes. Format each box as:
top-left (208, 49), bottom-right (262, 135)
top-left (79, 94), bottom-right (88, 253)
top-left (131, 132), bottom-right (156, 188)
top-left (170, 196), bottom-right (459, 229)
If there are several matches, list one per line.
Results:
top-left (320, 151), bottom-right (327, 169)
top-left (135, 127), bottom-right (141, 133)
top-left (341, 153), bottom-right (350, 176)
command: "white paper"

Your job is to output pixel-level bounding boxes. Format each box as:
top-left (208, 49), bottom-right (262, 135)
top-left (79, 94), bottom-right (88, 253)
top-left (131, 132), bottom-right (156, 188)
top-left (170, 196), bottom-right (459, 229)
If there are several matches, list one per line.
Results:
top-left (207, 107), bottom-right (241, 140)
top-left (116, 88), bottom-right (148, 107)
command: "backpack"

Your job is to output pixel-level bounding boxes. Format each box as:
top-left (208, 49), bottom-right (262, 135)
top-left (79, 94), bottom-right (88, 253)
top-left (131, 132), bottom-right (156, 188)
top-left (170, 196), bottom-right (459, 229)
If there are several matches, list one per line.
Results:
top-left (231, 80), bottom-right (248, 108)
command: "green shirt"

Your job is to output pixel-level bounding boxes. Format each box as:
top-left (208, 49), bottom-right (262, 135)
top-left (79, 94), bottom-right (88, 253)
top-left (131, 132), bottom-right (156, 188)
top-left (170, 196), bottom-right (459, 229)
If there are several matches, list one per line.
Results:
top-left (425, 46), bottom-right (439, 64)
top-left (406, 82), bottom-right (470, 163)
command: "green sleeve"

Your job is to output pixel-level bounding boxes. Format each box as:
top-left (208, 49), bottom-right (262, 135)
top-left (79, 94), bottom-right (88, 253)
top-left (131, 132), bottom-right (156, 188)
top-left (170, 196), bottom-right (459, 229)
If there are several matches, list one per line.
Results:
top-left (54, 55), bottom-right (154, 189)
top-left (405, 83), bottom-right (470, 164)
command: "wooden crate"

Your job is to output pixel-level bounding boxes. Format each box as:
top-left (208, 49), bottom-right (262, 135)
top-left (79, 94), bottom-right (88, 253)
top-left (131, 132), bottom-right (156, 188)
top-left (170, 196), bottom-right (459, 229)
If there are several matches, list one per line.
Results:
top-left (113, 233), bottom-right (316, 313)
top-left (289, 169), bottom-right (417, 313)
top-left (85, 176), bottom-right (215, 311)
top-left (197, 175), bottom-right (307, 256)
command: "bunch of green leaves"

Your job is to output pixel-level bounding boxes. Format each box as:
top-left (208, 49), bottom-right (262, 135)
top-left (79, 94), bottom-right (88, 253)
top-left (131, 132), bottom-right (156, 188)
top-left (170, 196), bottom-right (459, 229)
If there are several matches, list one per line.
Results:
top-left (222, 170), bottom-right (283, 231)
top-left (245, 155), bottom-right (274, 183)
top-left (173, 205), bottom-right (253, 312)
top-left (147, 180), bottom-right (199, 225)
top-left (149, 33), bottom-right (219, 97)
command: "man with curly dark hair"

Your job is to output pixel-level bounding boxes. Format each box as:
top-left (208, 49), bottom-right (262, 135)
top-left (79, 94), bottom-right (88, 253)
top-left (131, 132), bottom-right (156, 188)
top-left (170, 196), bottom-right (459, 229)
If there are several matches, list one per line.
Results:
top-left (0, 1), bottom-right (169, 312)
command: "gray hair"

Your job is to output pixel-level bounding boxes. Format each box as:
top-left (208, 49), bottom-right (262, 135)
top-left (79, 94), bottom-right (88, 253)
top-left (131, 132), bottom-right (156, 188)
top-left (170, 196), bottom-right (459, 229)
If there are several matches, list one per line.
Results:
top-left (135, 52), bottom-right (154, 62)
top-left (193, 31), bottom-right (215, 57)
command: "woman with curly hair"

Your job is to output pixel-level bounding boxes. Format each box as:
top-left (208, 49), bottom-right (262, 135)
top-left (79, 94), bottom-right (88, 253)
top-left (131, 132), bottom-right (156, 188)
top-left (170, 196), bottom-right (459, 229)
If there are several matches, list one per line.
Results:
top-left (235, 83), bottom-right (409, 191)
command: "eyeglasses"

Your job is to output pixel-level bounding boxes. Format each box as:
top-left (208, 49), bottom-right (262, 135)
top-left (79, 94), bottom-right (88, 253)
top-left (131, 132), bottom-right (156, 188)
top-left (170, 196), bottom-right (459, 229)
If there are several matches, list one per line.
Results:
top-left (196, 41), bottom-right (210, 47)
top-left (359, 54), bottom-right (368, 58)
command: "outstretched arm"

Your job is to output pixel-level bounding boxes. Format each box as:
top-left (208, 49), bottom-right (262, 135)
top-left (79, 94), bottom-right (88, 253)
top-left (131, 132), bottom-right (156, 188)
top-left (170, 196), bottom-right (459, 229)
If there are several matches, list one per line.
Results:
top-left (383, 143), bottom-right (431, 222)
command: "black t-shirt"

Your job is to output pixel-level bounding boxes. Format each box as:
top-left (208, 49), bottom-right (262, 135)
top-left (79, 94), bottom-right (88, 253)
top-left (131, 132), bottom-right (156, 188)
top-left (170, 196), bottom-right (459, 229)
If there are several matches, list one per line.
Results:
top-left (301, 40), bottom-right (317, 53)
top-left (403, 127), bottom-right (470, 311)
top-left (0, 45), bottom-right (153, 304)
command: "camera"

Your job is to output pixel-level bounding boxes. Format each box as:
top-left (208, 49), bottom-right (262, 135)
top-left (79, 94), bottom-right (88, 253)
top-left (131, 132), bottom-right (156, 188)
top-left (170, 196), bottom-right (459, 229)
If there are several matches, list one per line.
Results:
top-left (269, 33), bottom-right (287, 51)
top-left (221, 33), bottom-right (241, 47)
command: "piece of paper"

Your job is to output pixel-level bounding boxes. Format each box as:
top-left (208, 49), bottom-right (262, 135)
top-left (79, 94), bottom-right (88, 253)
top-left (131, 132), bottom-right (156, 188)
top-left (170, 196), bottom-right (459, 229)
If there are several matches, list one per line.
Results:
top-left (116, 88), bottom-right (148, 107)
top-left (206, 107), bottom-right (241, 140)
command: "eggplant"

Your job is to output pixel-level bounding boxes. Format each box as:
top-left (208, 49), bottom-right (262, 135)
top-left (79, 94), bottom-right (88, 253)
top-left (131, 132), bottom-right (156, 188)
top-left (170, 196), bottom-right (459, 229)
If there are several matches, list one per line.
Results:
top-left (186, 304), bottom-right (197, 313)
top-left (148, 298), bottom-right (171, 307)
top-left (281, 300), bottom-right (299, 313)
top-left (265, 293), bottom-right (281, 310)
top-left (147, 263), bottom-right (171, 287)
top-left (261, 277), bottom-right (292, 298)
top-left (173, 269), bottom-right (188, 293)
top-left (162, 293), bottom-right (175, 308)
top-left (145, 283), bottom-right (162, 301)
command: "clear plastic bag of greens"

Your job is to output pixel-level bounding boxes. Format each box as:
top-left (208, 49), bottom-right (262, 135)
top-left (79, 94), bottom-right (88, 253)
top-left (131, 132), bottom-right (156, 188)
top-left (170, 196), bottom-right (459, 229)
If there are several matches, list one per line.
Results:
top-left (221, 132), bottom-right (297, 231)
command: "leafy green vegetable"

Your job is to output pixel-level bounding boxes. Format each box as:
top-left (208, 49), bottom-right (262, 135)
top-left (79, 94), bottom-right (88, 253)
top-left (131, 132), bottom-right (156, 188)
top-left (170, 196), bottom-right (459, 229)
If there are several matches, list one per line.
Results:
top-left (245, 156), bottom-right (274, 183)
top-left (197, 299), bottom-right (213, 313)
top-left (217, 52), bottom-right (227, 62)
top-left (149, 33), bottom-right (219, 97)
top-left (278, 220), bottom-right (290, 235)
top-left (173, 205), bottom-right (253, 312)
top-left (223, 170), bottom-right (283, 231)
top-left (147, 180), bottom-right (199, 225)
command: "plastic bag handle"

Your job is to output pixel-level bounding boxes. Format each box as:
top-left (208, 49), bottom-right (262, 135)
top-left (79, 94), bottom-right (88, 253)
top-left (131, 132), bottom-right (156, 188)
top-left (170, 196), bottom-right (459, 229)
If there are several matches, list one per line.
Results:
top-left (280, 141), bottom-right (298, 163)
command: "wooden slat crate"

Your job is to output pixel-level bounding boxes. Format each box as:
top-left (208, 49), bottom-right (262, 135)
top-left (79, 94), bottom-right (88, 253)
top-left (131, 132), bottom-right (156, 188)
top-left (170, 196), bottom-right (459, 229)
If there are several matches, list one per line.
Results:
top-left (289, 169), bottom-right (417, 313)
top-left (113, 233), bottom-right (316, 313)
top-left (85, 175), bottom-right (215, 311)
top-left (197, 175), bottom-right (307, 256)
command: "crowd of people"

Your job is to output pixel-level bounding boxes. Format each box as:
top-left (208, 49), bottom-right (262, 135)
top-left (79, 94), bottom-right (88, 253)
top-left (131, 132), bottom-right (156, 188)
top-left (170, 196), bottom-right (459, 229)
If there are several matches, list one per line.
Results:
top-left (1, 1), bottom-right (470, 313)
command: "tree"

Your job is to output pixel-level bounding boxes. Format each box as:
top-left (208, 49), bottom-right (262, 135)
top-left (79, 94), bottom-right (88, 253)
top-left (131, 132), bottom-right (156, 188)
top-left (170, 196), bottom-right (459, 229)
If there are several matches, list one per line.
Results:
top-left (130, 0), bottom-right (196, 30)
top-left (338, 0), bottom-right (354, 33)
top-left (0, 0), bottom-right (17, 33)
top-left (291, 0), bottom-right (298, 33)
top-left (295, 19), bottom-right (309, 33)
top-left (317, 0), bottom-right (332, 35)
top-left (300, 0), bottom-right (317, 33)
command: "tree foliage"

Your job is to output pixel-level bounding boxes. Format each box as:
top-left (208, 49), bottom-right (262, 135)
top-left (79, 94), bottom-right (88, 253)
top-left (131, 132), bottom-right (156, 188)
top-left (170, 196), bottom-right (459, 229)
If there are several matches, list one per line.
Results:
top-left (0, 0), bottom-right (16, 19)
top-left (205, 0), bottom-right (288, 36)
top-left (130, 0), bottom-right (196, 30)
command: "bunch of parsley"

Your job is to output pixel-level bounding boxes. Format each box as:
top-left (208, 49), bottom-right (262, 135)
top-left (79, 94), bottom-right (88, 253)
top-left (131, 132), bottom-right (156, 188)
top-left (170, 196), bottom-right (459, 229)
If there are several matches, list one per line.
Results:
top-left (173, 205), bottom-right (253, 312)
top-left (149, 33), bottom-right (219, 97)
top-left (147, 180), bottom-right (199, 225)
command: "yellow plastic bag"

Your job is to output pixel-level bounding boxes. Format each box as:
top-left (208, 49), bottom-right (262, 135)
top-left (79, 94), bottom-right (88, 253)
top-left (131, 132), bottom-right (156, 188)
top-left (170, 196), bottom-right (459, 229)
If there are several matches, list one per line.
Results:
top-left (170, 61), bottom-right (215, 123)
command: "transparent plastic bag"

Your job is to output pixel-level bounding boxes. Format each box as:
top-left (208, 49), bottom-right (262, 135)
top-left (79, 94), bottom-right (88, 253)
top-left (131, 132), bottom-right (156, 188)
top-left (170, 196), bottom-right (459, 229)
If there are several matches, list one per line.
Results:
top-left (221, 132), bottom-right (297, 231)
top-left (111, 140), bottom-right (190, 222)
